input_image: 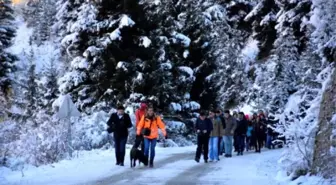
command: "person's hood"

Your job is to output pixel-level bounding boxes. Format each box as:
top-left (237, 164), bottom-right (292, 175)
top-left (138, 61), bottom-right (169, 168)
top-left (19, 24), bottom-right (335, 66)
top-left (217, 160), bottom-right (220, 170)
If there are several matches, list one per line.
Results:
top-left (140, 103), bottom-right (147, 110)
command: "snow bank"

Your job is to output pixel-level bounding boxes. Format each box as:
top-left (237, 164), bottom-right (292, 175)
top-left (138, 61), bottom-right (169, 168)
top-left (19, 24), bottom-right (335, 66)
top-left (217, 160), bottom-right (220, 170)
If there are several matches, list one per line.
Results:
top-left (275, 171), bottom-right (335, 185)
top-left (1, 146), bottom-right (195, 185)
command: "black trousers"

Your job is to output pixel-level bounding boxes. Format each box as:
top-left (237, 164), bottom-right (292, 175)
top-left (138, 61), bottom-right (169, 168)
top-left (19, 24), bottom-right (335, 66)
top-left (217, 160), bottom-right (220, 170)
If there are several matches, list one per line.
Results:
top-left (234, 134), bottom-right (238, 151)
top-left (195, 134), bottom-right (210, 160)
top-left (114, 136), bottom-right (128, 164)
top-left (254, 134), bottom-right (263, 152)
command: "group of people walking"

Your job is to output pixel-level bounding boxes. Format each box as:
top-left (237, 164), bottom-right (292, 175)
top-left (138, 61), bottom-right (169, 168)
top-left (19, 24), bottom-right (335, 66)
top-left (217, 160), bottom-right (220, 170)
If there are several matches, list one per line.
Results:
top-left (106, 102), bottom-right (278, 167)
top-left (107, 103), bottom-right (167, 167)
top-left (195, 109), bottom-right (277, 163)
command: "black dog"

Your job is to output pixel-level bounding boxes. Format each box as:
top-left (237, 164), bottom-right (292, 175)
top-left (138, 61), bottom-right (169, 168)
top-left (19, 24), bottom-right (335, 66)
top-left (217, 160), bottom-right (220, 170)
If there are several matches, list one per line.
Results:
top-left (130, 147), bottom-right (148, 168)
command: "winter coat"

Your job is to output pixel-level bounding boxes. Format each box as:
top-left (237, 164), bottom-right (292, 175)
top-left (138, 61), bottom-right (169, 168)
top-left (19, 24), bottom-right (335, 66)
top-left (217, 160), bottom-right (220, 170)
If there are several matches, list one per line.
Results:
top-left (252, 118), bottom-right (264, 135)
top-left (235, 119), bottom-right (248, 136)
top-left (223, 116), bottom-right (237, 136)
top-left (107, 113), bottom-right (133, 138)
top-left (210, 117), bottom-right (224, 137)
top-left (136, 115), bottom-right (167, 139)
top-left (195, 117), bottom-right (213, 135)
top-left (135, 108), bottom-right (146, 127)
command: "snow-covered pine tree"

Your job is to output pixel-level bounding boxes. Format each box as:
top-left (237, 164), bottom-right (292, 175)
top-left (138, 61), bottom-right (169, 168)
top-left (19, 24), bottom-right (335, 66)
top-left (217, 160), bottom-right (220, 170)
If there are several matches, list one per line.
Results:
top-left (0, 0), bottom-right (16, 97)
top-left (23, 45), bottom-right (39, 120)
top-left (243, 0), bottom-right (278, 60)
top-left (31, 0), bottom-right (57, 45)
top-left (250, 0), bottom-right (311, 114)
top-left (310, 0), bottom-right (336, 63)
top-left (38, 57), bottom-right (59, 114)
top-left (22, 0), bottom-right (40, 27)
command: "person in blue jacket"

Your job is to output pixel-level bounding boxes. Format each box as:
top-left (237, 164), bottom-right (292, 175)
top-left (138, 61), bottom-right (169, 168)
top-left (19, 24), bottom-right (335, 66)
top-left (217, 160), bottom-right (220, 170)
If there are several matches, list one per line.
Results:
top-left (195, 111), bottom-right (213, 163)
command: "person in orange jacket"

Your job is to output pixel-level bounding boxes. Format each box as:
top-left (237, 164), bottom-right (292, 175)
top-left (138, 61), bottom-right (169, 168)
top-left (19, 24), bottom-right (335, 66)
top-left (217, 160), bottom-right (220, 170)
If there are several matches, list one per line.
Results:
top-left (136, 106), bottom-right (167, 167)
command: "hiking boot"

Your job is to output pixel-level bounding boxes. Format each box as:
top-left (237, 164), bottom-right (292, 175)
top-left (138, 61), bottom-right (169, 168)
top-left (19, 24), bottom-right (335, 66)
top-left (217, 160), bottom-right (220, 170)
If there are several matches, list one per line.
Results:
top-left (120, 162), bottom-right (124, 166)
top-left (228, 154), bottom-right (232, 158)
top-left (149, 159), bottom-right (154, 168)
top-left (204, 159), bottom-right (208, 163)
top-left (195, 158), bottom-right (200, 163)
top-left (224, 154), bottom-right (229, 158)
top-left (116, 162), bottom-right (120, 165)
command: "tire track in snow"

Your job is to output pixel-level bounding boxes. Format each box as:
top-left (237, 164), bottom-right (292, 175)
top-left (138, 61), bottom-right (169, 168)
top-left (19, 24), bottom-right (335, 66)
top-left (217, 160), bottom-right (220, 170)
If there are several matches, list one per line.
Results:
top-left (85, 152), bottom-right (194, 185)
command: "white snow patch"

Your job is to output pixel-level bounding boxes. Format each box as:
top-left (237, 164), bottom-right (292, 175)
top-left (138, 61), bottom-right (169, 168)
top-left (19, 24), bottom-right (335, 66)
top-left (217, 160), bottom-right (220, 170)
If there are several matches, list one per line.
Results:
top-left (172, 32), bottom-right (191, 47)
top-left (116, 61), bottom-right (128, 71)
top-left (139, 36), bottom-right (151, 48)
top-left (170, 102), bottom-right (182, 112)
top-left (119, 15), bottom-right (135, 28)
top-left (178, 66), bottom-right (194, 77)
top-left (241, 39), bottom-right (259, 72)
top-left (183, 50), bottom-right (189, 58)
top-left (110, 28), bottom-right (121, 41)
top-left (71, 56), bottom-right (89, 69)
top-left (183, 101), bottom-right (201, 111)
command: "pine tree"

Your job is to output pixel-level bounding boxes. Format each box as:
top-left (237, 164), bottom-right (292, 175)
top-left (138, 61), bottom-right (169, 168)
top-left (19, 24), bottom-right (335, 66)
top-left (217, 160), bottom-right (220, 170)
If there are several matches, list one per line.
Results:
top-left (31, 0), bottom-right (57, 45)
top-left (0, 0), bottom-right (16, 97)
top-left (23, 45), bottom-right (39, 119)
top-left (38, 57), bottom-right (59, 114)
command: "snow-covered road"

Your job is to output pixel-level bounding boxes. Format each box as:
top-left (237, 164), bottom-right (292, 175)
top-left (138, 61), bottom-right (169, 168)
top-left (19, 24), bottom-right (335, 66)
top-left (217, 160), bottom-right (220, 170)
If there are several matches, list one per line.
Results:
top-left (2, 146), bottom-right (282, 185)
top-left (84, 149), bottom-right (280, 185)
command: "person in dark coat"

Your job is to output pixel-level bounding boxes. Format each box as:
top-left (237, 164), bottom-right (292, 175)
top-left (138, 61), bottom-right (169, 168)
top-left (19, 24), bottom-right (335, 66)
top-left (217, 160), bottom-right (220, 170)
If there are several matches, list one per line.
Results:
top-left (107, 105), bottom-right (133, 166)
top-left (251, 113), bottom-right (264, 153)
top-left (233, 111), bottom-right (239, 152)
top-left (258, 110), bottom-right (267, 147)
top-left (235, 112), bottom-right (248, 155)
top-left (195, 111), bottom-right (213, 163)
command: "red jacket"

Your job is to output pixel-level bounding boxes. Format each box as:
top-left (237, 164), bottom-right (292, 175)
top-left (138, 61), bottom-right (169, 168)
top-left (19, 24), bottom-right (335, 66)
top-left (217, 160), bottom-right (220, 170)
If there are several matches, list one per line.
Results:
top-left (135, 109), bottom-right (146, 127)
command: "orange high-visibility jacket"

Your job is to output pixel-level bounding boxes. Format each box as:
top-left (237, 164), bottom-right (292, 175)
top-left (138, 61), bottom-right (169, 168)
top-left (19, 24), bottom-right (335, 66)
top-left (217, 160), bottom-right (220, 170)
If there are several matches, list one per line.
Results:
top-left (137, 115), bottom-right (166, 139)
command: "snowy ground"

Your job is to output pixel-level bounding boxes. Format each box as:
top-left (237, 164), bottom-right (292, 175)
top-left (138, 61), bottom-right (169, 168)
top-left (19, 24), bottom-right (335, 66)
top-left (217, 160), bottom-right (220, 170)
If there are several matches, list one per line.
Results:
top-left (1, 146), bottom-right (287, 185)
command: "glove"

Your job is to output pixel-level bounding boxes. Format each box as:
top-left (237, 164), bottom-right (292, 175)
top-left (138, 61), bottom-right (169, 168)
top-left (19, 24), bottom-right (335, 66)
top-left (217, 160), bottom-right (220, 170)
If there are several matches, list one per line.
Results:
top-left (203, 130), bottom-right (207, 133)
top-left (165, 135), bottom-right (168, 139)
top-left (197, 129), bottom-right (200, 133)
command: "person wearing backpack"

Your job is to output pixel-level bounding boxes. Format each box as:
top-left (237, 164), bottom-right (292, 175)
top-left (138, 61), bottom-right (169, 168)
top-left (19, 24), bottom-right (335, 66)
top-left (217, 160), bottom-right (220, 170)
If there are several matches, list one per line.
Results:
top-left (106, 105), bottom-right (133, 166)
top-left (136, 106), bottom-right (167, 167)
